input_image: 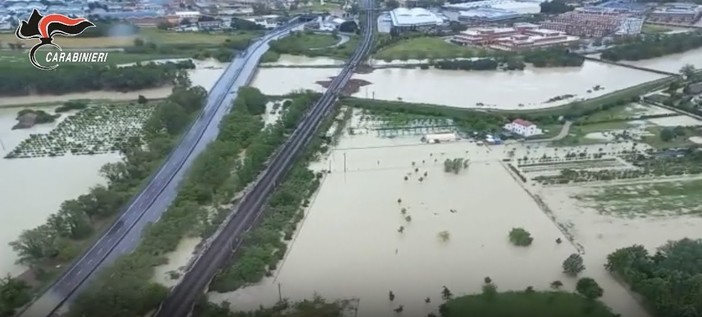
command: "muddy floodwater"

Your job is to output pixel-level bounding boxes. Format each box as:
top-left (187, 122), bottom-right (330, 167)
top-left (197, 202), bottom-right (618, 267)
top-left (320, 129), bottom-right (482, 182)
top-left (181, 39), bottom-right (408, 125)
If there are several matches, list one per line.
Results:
top-left (0, 106), bottom-right (120, 276)
top-left (0, 60), bottom-right (227, 276)
top-left (622, 47), bottom-right (702, 74)
top-left (251, 61), bottom-right (665, 110)
top-left (209, 111), bottom-right (681, 317)
top-left (0, 59), bottom-right (228, 107)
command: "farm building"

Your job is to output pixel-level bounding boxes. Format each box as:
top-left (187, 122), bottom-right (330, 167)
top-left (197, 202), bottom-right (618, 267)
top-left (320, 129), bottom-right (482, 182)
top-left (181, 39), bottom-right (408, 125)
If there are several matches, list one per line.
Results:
top-left (503, 119), bottom-right (543, 137)
top-left (421, 132), bottom-right (458, 143)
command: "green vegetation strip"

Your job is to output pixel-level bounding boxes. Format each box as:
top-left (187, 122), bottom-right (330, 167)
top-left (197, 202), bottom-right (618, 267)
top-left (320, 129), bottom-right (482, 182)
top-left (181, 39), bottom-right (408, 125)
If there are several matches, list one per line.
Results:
top-left (441, 290), bottom-right (616, 317)
top-left (601, 31), bottom-right (702, 62)
top-left (606, 239), bottom-right (702, 317)
top-left (535, 150), bottom-right (702, 185)
top-left (342, 76), bottom-right (677, 133)
top-left (3, 85), bottom-right (208, 316)
top-left (67, 88), bottom-right (318, 317)
top-left (0, 60), bottom-right (195, 97)
top-left (577, 179), bottom-right (702, 217)
top-left (268, 30), bottom-right (358, 61)
top-left (210, 101), bottom-right (343, 292)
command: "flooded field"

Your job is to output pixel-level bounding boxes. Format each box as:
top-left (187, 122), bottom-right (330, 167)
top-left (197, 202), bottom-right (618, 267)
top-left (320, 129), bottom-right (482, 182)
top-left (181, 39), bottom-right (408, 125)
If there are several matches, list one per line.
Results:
top-left (0, 106), bottom-right (120, 276)
top-left (208, 110), bottom-right (681, 317)
top-left (536, 182), bottom-right (702, 317)
top-left (0, 60), bottom-right (226, 276)
top-left (622, 47), bottom-right (702, 74)
top-left (262, 54), bottom-right (345, 66)
top-left (251, 61), bottom-right (665, 110)
top-left (0, 59), bottom-right (227, 107)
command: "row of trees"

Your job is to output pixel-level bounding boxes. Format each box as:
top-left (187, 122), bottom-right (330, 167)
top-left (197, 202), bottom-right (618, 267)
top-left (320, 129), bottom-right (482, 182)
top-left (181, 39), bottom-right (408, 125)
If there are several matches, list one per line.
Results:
top-left (67, 88), bottom-right (320, 317)
top-left (434, 59), bottom-right (499, 71)
top-left (0, 276), bottom-right (31, 317)
top-left (9, 85), bottom-right (207, 278)
top-left (268, 30), bottom-right (349, 58)
top-left (194, 296), bottom-right (346, 317)
top-left (605, 239), bottom-right (702, 317)
top-left (209, 93), bottom-right (335, 292)
top-left (522, 48), bottom-right (584, 68)
top-left (0, 60), bottom-right (194, 96)
top-left (601, 32), bottom-right (702, 61)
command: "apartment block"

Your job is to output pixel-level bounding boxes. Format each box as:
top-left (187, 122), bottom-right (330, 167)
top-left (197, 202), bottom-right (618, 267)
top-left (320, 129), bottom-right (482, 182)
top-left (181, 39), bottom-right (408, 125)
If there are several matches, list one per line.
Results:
top-left (452, 23), bottom-right (580, 51)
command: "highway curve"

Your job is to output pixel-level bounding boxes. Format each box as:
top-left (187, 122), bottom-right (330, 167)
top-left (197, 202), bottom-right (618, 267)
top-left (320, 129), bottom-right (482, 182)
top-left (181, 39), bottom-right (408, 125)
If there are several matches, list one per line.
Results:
top-left (154, 1), bottom-right (376, 316)
top-left (19, 23), bottom-right (301, 317)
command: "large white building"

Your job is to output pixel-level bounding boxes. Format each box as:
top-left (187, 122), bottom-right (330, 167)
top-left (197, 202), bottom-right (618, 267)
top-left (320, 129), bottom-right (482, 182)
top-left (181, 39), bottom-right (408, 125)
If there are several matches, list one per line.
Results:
top-left (504, 119), bottom-right (542, 137)
top-left (389, 8), bottom-right (445, 28)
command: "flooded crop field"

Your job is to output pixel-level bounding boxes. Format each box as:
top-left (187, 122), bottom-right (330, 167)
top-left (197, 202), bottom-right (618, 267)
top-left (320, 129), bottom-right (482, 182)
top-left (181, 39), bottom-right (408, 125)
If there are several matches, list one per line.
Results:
top-left (210, 109), bottom-right (702, 317)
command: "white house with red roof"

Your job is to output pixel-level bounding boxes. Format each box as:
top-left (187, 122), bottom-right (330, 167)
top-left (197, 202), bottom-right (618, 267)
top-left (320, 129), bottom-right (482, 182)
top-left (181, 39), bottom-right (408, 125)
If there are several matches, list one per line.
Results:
top-left (504, 118), bottom-right (542, 137)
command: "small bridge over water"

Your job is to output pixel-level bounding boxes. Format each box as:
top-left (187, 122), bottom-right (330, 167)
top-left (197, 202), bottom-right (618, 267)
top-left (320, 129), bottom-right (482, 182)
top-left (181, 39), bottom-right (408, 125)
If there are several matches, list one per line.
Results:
top-left (582, 56), bottom-right (680, 77)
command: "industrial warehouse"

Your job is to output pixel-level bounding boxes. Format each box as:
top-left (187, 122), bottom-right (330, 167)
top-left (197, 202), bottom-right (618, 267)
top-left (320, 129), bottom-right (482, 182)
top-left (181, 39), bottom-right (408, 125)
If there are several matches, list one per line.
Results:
top-left (376, 0), bottom-right (702, 37)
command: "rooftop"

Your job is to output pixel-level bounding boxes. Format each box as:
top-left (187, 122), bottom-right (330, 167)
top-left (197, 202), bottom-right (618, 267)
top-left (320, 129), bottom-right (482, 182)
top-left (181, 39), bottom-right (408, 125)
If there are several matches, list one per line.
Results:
top-left (458, 7), bottom-right (521, 19)
top-left (653, 2), bottom-right (701, 14)
top-left (513, 119), bottom-right (535, 127)
top-left (389, 7), bottom-right (444, 26)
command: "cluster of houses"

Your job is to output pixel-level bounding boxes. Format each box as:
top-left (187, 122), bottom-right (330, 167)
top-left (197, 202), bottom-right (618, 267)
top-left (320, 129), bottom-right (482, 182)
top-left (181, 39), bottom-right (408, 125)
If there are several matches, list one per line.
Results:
top-left (0, 0), bottom-right (348, 31)
top-left (420, 118), bottom-right (543, 146)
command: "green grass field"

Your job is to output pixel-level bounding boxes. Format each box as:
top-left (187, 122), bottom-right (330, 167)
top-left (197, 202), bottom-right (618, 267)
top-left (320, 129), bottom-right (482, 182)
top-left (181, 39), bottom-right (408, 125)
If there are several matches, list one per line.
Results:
top-left (442, 291), bottom-right (616, 317)
top-left (641, 24), bottom-right (673, 34)
top-left (0, 28), bottom-right (257, 49)
top-left (576, 179), bottom-right (702, 217)
top-left (374, 37), bottom-right (482, 61)
top-left (642, 125), bottom-right (697, 149)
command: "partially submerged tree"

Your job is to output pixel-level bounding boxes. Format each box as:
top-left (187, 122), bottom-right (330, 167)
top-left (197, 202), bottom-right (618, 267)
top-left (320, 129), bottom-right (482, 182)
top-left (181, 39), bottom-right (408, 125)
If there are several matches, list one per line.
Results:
top-left (576, 277), bottom-right (603, 300)
top-left (563, 253), bottom-right (585, 276)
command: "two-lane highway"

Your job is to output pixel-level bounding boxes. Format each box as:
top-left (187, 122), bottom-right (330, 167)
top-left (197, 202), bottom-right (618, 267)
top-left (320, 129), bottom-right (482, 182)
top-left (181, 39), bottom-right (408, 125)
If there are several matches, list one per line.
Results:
top-left (154, 2), bottom-right (376, 316)
top-left (20, 23), bottom-right (302, 317)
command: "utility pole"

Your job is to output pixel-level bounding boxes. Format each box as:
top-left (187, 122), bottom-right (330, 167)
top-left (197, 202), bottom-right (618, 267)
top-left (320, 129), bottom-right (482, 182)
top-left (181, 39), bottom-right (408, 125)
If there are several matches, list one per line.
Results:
top-left (278, 283), bottom-right (282, 302)
top-left (343, 152), bottom-right (347, 173)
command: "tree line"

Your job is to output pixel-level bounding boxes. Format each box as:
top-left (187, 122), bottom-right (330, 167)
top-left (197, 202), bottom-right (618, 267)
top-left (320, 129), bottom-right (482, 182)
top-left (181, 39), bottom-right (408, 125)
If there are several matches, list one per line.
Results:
top-left (66, 88), bottom-right (322, 317)
top-left (0, 60), bottom-right (195, 97)
top-left (0, 276), bottom-right (31, 317)
top-left (9, 84), bottom-right (207, 296)
top-left (601, 32), bottom-right (702, 61)
top-left (605, 239), bottom-right (702, 317)
top-left (208, 92), bottom-right (337, 292)
top-left (521, 48), bottom-right (584, 68)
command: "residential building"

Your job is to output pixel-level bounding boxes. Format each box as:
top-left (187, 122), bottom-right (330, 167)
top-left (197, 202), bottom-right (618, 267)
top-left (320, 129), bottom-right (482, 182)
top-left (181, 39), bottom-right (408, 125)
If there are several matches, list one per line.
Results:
top-left (648, 2), bottom-right (702, 25)
top-left (452, 23), bottom-right (580, 51)
top-left (175, 11), bottom-right (202, 20)
top-left (541, 8), bottom-right (643, 37)
top-left (245, 15), bottom-right (280, 29)
top-left (503, 119), bottom-right (542, 137)
top-left (197, 19), bottom-right (224, 30)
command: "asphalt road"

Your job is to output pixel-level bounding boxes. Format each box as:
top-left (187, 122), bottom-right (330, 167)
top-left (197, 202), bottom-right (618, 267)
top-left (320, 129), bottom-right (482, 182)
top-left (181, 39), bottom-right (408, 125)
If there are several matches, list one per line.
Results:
top-left (19, 23), bottom-right (302, 317)
top-left (153, 2), bottom-right (376, 316)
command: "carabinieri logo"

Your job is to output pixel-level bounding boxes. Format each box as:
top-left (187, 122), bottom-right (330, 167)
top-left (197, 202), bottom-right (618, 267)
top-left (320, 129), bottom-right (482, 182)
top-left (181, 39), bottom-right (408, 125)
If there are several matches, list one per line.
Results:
top-left (15, 9), bottom-right (108, 70)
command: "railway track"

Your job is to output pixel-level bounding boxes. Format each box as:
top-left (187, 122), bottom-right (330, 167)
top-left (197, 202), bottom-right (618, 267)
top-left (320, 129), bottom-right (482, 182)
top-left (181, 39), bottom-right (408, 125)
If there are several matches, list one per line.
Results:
top-left (153, 2), bottom-right (376, 316)
top-left (19, 22), bottom-right (301, 317)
